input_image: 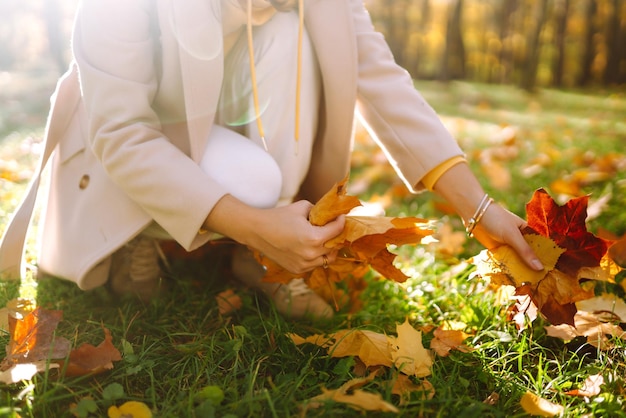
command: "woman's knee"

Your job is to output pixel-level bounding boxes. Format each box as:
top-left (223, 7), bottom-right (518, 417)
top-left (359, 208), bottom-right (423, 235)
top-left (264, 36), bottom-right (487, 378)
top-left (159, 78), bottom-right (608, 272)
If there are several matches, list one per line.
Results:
top-left (199, 125), bottom-right (282, 208)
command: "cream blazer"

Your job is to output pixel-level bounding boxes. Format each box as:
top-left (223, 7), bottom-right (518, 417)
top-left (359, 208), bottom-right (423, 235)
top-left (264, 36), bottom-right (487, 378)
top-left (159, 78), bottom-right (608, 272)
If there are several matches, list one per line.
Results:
top-left (0, 0), bottom-right (462, 290)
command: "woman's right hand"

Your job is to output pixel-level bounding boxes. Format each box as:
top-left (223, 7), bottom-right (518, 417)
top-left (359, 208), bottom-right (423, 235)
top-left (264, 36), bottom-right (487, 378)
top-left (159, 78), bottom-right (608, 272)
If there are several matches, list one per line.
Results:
top-left (203, 195), bottom-right (345, 274)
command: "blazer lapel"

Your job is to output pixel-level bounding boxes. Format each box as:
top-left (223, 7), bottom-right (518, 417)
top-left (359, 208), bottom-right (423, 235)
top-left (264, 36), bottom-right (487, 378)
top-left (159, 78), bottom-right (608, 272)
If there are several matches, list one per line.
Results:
top-left (169, 0), bottom-right (224, 162)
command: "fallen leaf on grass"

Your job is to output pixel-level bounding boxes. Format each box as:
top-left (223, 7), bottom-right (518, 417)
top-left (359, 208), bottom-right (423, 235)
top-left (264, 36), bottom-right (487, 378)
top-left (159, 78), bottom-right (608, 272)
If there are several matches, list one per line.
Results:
top-left (108, 401), bottom-right (152, 418)
top-left (0, 304), bottom-right (122, 381)
top-left (388, 320), bottom-right (433, 377)
top-left (1, 307), bottom-right (71, 370)
top-left (290, 329), bottom-right (393, 369)
top-left (307, 378), bottom-right (400, 413)
top-left (290, 319), bottom-right (432, 377)
top-left (430, 327), bottom-right (473, 357)
top-left (304, 372), bottom-right (399, 413)
top-left (391, 374), bottom-right (435, 405)
top-left (215, 289), bottom-right (242, 315)
top-left (60, 326), bottom-right (122, 377)
top-left (520, 391), bottom-right (564, 417)
top-left (564, 374), bottom-right (604, 397)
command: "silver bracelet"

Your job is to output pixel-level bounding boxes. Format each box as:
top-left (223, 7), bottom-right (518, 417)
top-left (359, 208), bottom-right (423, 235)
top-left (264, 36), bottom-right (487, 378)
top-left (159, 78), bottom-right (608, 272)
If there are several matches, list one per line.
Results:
top-left (465, 193), bottom-right (494, 237)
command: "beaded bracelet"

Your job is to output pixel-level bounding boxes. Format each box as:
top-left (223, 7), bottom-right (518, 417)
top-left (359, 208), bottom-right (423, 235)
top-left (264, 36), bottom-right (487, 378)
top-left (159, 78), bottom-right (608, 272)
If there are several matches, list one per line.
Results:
top-left (465, 193), bottom-right (494, 237)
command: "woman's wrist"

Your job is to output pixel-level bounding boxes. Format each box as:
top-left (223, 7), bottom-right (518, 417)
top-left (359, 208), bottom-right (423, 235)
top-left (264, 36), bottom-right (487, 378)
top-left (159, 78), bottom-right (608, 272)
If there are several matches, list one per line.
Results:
top-left (202, 194), bottom-right (260, 247)
top-left (431, 162), bottom-right (488, 224)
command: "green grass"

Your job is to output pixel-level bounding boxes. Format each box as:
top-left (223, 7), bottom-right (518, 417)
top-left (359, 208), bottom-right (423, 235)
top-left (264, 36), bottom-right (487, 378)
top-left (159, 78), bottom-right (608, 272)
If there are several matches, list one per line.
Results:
top-left (0, 76), bottom-right (625, 417)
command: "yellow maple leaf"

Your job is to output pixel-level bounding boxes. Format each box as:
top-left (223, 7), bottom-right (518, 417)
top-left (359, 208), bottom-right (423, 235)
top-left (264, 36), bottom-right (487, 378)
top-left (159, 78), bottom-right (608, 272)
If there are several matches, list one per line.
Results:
top-left (474, 234), bottom-right (564, 287)
top-left (520, 391), bottom-right (564, 417)
top-left (289, 319), bottom-right (433, 378)
top-left (305, 373), bottom-right (398, 413)
top-left (108, 401), bottom-right (152, 418)
top-left (289, 329), bottom-right (393, 368)
top-left (388, 319), bottom-right (433, 378)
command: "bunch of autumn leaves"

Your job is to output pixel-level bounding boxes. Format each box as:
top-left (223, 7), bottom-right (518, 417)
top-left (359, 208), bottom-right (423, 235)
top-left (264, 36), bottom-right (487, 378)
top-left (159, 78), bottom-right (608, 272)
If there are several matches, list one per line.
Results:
top-left (253, 176), bottom-right (434, 311)
top-left (254, 176), bottom-right (625, 330)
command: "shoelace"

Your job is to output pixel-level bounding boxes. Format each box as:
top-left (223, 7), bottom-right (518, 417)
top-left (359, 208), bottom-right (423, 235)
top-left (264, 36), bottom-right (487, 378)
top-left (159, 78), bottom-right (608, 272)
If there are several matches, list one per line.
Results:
top-left (128, 237), bottom-right (166, 282)
top-left (246, 0), bottom-right (304, 151)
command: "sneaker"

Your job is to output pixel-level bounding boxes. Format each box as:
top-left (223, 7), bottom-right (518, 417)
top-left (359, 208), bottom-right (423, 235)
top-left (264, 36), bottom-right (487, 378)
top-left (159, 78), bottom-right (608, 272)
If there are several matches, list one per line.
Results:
top-left (231, 245), bottom-right (334, 320)
top-left (109, 236), bottom-right (167, 302)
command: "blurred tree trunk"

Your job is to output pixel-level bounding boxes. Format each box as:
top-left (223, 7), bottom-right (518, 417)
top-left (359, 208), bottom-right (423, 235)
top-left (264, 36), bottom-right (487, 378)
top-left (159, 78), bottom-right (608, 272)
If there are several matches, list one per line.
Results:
top-left (439, 0), bottom-right (466, 81)
top-left (577, 0), bottom-right (597, 86)
top-left (552, 0), bottom-right (570, 87)
top-left (520, 0), bottom-right (549, 91)
top-left (384, 0), bottom-right (409, 67)
top-left (411, 0), bottom-right (431, 78)
top-left (496, 0), bottom-right (517, 84)
top-left (603, 0), bottom-right (622, 85)
top-left (620, 10), bottom-right (626, 84)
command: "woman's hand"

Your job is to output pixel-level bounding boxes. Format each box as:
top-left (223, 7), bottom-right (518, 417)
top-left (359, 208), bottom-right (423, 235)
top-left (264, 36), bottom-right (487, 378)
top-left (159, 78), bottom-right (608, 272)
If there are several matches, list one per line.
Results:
top-left (203, 195), bottom-right (345, 274)
top-left (246, 200), bottom-right (345, 274)
top-left (431, 161), bottom-right (543, 271)
top-left (470, 203), bottom-right (544, 271)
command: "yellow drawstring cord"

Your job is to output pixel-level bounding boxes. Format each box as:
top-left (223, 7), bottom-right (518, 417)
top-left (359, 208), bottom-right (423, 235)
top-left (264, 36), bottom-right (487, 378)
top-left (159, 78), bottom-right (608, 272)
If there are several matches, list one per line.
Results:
top-left (246, 0), bottom-right (303, 152)
top-left (246, 0), bottom-right (268, 150)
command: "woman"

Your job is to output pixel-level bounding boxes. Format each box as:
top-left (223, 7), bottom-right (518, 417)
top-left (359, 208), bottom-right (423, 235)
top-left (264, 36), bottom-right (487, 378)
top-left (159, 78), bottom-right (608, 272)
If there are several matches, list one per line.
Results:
top-left (0, 0), bottom-right (542, 319)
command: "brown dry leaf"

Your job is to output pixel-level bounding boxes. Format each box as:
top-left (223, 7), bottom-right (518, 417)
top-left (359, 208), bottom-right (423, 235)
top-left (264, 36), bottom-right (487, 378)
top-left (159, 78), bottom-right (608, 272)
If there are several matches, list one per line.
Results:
top-left (576, 293), bottom-right (626, 322)
top-left (290, 320), bottom-right (433, 378)
top-left (565, 374), bottom-right (604, 397)
top-left (308, 175), bottom-right (361, 226)
top-left (60, 326), bottom-right (122, 377)
top-left (520, 391), bottom-right (564, 417)
top-left (290, 329), bottom-right (393, 368)
top-left (430, 327), bottom-right (473, 357)
top-left (545, 310), bottom-right (626, 350)
top-left (305, 372), bottom-right (399, 413)
top-left (391, 375), bottom-right (435, 405)
top-left (215, 289), bottom-right (242, 315)
top-left (1, 307), bottom-right (71, 371)
top-left (388, 319), bottom-right (433, 378)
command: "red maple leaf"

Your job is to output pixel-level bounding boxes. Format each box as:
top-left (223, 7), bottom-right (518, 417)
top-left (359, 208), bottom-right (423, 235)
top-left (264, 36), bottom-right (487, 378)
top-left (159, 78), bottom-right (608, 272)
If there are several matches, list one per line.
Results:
top-left (526, 188), bottom-right (608, 276)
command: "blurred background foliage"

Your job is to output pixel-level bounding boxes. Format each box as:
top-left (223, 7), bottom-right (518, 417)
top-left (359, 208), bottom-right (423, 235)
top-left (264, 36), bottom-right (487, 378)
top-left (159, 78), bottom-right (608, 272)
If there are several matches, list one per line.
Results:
top-left (366, 0), bottom-right (626, 90)
top-left (1, 0), bottom-right (625, 91)
top-left (0, 0), bottom-right (625, 91)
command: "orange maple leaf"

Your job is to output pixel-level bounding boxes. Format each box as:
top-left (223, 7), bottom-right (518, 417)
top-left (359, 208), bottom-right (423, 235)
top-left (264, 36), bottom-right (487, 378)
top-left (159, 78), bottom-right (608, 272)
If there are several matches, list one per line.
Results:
top-left (1, 307), bottom-right (71, 370)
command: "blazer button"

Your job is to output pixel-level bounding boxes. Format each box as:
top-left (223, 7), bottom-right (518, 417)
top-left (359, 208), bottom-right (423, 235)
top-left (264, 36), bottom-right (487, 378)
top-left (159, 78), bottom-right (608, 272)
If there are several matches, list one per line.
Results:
top-left (79, 174), bottom-right (90, 189)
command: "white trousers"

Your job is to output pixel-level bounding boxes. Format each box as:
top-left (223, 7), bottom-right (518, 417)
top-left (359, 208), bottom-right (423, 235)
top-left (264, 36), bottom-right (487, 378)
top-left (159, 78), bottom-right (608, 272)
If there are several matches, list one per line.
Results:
top-left (144, 11), bottom-right (320, 239)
